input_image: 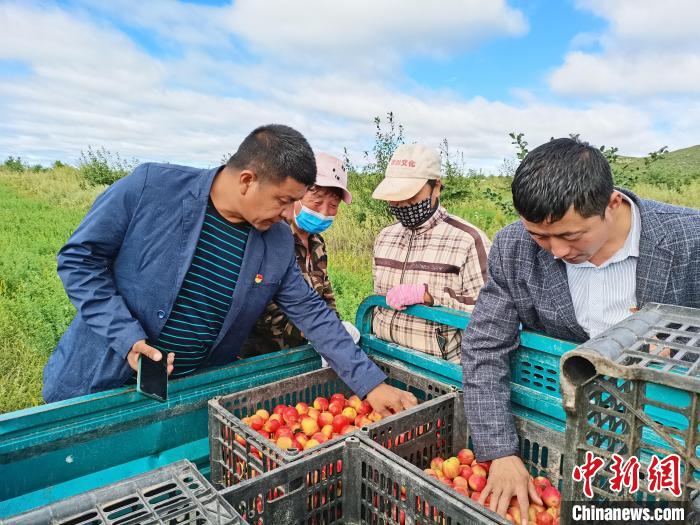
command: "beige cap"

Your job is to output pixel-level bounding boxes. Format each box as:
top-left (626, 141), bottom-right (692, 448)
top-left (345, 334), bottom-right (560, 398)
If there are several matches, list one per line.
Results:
top-left (315, 152), bottom-right (352, 204)
top-left (372, 144), bottom-right (441, 201)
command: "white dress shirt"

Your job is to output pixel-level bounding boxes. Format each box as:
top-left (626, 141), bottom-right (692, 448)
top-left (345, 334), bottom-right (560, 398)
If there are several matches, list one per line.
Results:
top-left (565, 194), bottom-right (641, 338)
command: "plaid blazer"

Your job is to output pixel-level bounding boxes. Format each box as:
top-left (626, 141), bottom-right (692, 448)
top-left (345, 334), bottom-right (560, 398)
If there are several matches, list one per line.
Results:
top-left (461, 190), bottom-right (700, 461)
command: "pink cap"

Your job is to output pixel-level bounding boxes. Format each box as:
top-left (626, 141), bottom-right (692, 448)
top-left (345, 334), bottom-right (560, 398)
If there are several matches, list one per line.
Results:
top-left (314, 152), bottom-right (352, 204)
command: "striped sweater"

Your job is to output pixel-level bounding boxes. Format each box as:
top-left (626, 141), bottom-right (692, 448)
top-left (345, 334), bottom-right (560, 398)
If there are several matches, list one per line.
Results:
top-left (153, 199), bottom-right (250, 377)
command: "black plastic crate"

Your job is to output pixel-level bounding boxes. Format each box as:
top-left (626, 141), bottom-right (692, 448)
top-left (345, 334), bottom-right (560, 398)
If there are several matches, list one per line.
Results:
top-left (221, 436), bottom-right (504, 524)
top-left (560, 303), bottom-right (700, 509)
top-left (361, 392), bottom-right (566, 505)
top-left (5, 460), bottom-right (242, 525)
top-left (208, 357), bottom-right (454, 488)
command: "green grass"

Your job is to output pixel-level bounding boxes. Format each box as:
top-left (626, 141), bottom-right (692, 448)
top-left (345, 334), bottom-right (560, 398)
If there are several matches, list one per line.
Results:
top-left (0, 180), bottom-right (94, 412)
top-left (1, 150), bottom-right (699, 413)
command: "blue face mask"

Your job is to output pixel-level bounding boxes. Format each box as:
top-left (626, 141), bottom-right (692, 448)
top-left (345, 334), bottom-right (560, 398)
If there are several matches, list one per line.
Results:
top-left (294, 205), bottom-right (334, 234)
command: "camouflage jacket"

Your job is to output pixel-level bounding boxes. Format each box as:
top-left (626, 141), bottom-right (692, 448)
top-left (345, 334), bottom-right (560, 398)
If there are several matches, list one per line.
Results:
top-left (245, 231), bottom-right (337, 353)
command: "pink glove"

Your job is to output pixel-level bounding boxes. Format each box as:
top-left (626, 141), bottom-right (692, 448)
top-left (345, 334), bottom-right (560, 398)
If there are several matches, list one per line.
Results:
top-left (386, 283), bottom-right (426, 310)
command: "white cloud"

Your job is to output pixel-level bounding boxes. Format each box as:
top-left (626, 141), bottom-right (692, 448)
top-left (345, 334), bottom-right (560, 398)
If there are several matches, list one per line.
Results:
top-left (0, 1), bottom-right (697, 171)
top-left (225, 0), bottom-right (527, 69)
top-left (549, 0), bottom-right (700, 97)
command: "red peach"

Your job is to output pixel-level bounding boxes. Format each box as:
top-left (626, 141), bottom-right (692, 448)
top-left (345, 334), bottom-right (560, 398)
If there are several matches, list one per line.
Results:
top-left (423, 468), bottom-right (437, 478)
top-left (358, 400), bottom-right (372, 416)
top-left (276, 436), bottom-right (293, 450)
top-left (332, 414), bottom-right (350, 434)
top-left (452, 476), bottom-right (469, 489)
top-left (341, 406), bottom-right (357, 420)
top-left (321, 424), bottom-right (334, 439)
top-left (509, 506), bottom-right (522, 524)
top-left (529, 503), bottom-right (546, 522)
top-left (454, 485), bottom-right (469, 497)
top-left (304, 438), bottom-right (320, 450)
top-left (541, 486), bottom-right (561, 509)
top-left (533, 476), bottom-right (551, 493)
top-left (274, 426), bottom-right (293, 440)
top-left (249, 415), bottom-right (264, 431)
top-left (470, 491), bottom-right (481, 502)
top-left (300, 416), bottom-right (319, 436)
top-left (255, 409), bottom-right (270, 421)
top-left (457, 448), bottom-right (475, 466)
top-left (282, 407), bottom-right (299, 425)
top-left (347, 395), bottom-right (362, 411)
top-left (442, 457), bottom-right (461, 479)
top-left (355, 415), bottom-right (373, 427)
top-left (330, 393), bottom-right (346, 405)
top-left (341, 425), bottom-right (358, 435)
top-left (313, 397), bottom-right (329, 411)
top-left (263, 418), bottom-right (280, 433)
top-left (295, 402), bottom-right (309, 416)
top-left (468, 474), bottom-right (486, 492)
top-left (459, 466), bottom-right (473, 479)
top-left (272, 404), bottom-right (286, 416)
top-left (368, 411), bottom-right (383, 422)
top-left (318, 411), bottom-right (334, 427)
top-left (311, 432), bottom-right (328, 444)
top-left (471, 465), bottom-right (487, 478)
top-left (295, 433), bottom-right (308, 447)
top-left (257, 429), bottom-right (269, 439)
top-left (536, 511), bottom-right (553, 525)
top-left (430, 457), bottom-right (445, 472)
top-left (328, 402), bottom-right (343, 416)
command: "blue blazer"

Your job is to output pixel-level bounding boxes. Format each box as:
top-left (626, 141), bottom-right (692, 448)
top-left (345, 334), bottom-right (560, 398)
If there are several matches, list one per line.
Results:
top-left (43, 163), bottom-right (386, 402)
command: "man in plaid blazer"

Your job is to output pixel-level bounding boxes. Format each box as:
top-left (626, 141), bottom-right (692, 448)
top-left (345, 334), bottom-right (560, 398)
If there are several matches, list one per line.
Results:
top-left (461, 137), bottom-right (700, 521)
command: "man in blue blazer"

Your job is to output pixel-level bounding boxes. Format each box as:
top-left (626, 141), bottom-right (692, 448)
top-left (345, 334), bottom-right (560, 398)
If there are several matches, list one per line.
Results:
top-left (461, 138), bottom-right (700, 521)
top-left (44, 124), bottom-right (417, 417)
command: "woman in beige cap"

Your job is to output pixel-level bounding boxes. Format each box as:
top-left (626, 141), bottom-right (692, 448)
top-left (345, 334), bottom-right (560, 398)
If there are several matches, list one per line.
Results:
top-left (371, 144), bottom-right (491, 361)
top-left (240, 152), bottom-right (359, 357)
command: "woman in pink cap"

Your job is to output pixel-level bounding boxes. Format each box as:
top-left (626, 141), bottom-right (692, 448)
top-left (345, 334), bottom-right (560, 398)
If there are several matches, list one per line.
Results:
top-left (240, 152), bottom-right (360, 357)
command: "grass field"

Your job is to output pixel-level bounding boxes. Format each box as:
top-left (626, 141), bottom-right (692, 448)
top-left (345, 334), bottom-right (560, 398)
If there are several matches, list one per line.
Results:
top-left (1, 147), bottom-right (699, 413)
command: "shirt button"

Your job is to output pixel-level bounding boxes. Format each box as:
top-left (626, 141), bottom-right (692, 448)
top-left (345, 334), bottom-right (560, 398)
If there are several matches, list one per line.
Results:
top-left (157, 310), bottom-right (165, 319)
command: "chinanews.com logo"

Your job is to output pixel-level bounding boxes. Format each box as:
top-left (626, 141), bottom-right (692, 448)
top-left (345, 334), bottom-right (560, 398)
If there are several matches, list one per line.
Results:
top-left (568, 451), bottom-right (690, 524)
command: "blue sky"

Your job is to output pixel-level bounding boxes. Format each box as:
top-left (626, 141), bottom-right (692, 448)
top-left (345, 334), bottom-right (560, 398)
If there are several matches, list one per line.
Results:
top-left (1, 0), bottom-right (698, 170)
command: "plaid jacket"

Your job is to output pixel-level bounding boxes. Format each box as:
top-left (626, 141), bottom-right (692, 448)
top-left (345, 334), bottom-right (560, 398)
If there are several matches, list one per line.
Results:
top-left (373, 206), bottom-right (491, 361)
top-left (244, 232), bottom-right (337, 353)
top-left (461, 190), bottom-right (700, 462)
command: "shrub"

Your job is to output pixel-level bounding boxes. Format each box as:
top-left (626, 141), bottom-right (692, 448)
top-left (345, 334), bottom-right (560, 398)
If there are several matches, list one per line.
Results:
top-left (79, 146), bottom-right (139, 187)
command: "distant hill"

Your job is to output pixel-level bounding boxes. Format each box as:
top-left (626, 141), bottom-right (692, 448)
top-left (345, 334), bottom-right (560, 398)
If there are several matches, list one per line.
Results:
top-left (621, 145), bottom-right (700, 187)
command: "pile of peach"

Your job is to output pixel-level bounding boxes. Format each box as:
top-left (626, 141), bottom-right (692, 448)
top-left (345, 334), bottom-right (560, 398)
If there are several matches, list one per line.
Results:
top-left (424, 448), bottom-right (562, 525)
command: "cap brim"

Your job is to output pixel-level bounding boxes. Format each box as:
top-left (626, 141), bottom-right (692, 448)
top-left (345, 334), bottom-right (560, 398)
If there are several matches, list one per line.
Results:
top-left (372, 177), bottom-right (428, 201)
top-left (316, 182), bottom-right (352, 204)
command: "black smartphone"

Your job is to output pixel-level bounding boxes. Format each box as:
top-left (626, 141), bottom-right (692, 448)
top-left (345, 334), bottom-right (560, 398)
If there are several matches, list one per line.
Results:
top-left (137, 354), bottom-right (168, 402)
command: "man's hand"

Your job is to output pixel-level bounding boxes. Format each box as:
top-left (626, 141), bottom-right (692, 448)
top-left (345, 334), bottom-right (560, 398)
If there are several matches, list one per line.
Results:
top-left (127, 339), bottom-right (175, 375)
top-left (479, 455), bottom-right (542, 525)
top-left (365, 383), bottom-right (418, 418)
top-left (386, 283), bottom-right (427, 310)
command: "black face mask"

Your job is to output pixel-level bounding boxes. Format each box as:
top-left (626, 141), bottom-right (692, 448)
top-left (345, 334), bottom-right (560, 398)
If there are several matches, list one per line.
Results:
top-left (389, 193), bottom-right (438, 229)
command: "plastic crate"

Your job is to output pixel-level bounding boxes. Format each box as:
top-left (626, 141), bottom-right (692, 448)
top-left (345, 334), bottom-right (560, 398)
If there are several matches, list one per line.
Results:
top-left (560, 303), bottom-right (700, 508)
top-left (220, 436), bottom-right (505, 524)
top-left (361, 392), bottom-right (566, 499)
top-left (208, 357), bottom-right (454, 489)
top-left (4, 460), bottom-right (241, 525)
